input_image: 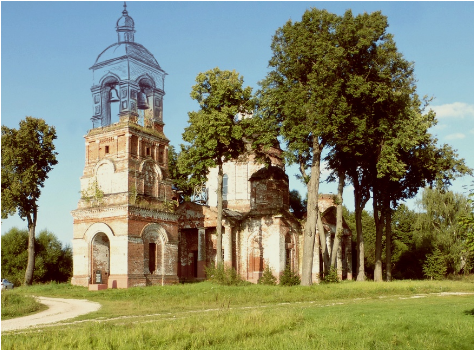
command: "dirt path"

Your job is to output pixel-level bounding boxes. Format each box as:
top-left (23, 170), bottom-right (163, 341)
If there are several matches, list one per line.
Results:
top-left (1, 297), bottom-right (101, 332)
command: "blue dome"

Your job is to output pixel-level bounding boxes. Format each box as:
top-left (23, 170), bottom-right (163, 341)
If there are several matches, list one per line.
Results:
top-left (116, 13), bottom-right (134, 30)
top-left (116, 2), bottom-right (134, 30)
top-left (92, 42), bottom-right (161, 69)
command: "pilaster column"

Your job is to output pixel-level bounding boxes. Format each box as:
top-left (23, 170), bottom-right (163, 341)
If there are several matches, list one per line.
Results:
top-left (224, 225), bottom-right (233, 268)
top-left (126, 133), bottom-right (131, 156)
top-left (85, 141), bottom-right (90, 164)
top-left (96, 139), bottom-right (100, 161)
top-left (197, 228), bottom-right (206, 278)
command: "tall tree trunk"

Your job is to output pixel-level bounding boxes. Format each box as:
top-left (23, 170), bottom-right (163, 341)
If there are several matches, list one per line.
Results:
top-left (354, 206), bottom-right (365, 281)
top-left (373, 193), bottom-right (385, 282)
top-left (216, 163), bottom-right (224, 266)
top-left (24, 209), bottom-right (37, 286)
top-left (385, 203), bottom-right (392, 281)
top-left (330, 171), bottom-right (345, 271)
top-left (301, 136), bottom-right (323, 286)
top-left (317, 211), bottom-right (329, 273)
top-left (353, 178), bottom-right (366, 281)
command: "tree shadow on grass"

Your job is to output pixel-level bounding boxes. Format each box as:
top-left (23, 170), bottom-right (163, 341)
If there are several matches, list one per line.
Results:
top-left (463, 309), bottom-right (474, 316)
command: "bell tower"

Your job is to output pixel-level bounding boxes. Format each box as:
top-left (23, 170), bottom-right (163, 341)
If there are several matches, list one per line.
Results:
top-left (90, 2), bottom-right (165, 129)
top-left (72, 3), bottom-right (179, 289)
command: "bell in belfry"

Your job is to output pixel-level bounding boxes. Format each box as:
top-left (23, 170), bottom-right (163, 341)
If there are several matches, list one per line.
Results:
top-left (137, 91), bottom-right (149, 110)
top-left (109, 88), bottom-right (120, 102)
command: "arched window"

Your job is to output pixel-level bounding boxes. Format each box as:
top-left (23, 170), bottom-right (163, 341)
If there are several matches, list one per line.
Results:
top-left (222, 174), bottom-right (228, 200)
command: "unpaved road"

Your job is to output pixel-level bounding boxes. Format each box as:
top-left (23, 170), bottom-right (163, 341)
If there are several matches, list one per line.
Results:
top-left (1, 297), bottom-right (101, 332)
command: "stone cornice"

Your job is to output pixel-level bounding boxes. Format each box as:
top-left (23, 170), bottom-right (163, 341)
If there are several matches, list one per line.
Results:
top-left (71, 204), bottom-right (179, 222)
top-left (129, 205), bottom-right (179, 222)
top-left (86, 121), bottom-right (169, 142)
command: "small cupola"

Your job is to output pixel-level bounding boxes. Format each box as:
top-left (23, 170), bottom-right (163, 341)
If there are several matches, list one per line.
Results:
top-left (116, 2), bottom-right (135, 43)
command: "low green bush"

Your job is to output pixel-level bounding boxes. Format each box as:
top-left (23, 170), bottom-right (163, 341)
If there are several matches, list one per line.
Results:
top-left (322, 267), bottom-right (340, 284)
top-left (279, 265), bottom-right (300, 286)
top-left (205, 263), bottom-right (249, 286)
top-left (258, 264), bottom-right (277, 285)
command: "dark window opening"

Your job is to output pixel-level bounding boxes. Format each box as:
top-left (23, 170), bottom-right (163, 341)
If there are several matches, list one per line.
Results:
top-left (105, 145), bottom-right (110, 154)
top-left (146, 147), bottom-right (151, 156)
top-left (192, 250), bottom-right (198, 278)
top-left (149, 243), bottom-right (157, 274)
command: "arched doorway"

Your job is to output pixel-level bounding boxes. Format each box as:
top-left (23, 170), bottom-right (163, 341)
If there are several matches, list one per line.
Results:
top-left (247, 234), bottom-right (264, 282)
top-left (91, 232), bottom-right (110, 286)
top-left (141, 223), bottom-right (168, 285)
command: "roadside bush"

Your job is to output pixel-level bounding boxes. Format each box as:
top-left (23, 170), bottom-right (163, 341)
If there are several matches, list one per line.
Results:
top-left (279, 265), bottom-right (300, 286)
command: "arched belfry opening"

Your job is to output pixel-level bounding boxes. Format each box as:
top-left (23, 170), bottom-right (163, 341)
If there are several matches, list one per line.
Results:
top-left (96, 75), bottom-right (121, 127)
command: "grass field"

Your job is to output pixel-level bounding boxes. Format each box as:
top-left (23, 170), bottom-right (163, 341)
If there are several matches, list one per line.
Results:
top-left (1, 290), bottom-right (47, 320)
top-left (1, 279), bottom-right (473, 349)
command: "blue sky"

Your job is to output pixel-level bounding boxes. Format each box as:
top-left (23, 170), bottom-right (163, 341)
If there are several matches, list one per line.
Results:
top-left (1, 1), bottom-right (474, 247)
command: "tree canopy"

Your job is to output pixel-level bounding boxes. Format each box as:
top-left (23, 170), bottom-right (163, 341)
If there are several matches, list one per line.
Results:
top-left (254, 7), bottom-right (471, 284)
top-left (179, 68), bottom-right (253, 265)
top-left (1, 228), bottom-right (72, 286)
top-left (1, 117), bottom-right (58, 285)
top-left (255, 8), bottom-right (427, 284)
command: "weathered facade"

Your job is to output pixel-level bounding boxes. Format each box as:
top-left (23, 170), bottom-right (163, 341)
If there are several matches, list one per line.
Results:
top-left (71, 4), bottom-right (351, 289)
top-left (71, 4), bottom-right (179, 288)
top-left (176, 161), bottom-right (302, 283)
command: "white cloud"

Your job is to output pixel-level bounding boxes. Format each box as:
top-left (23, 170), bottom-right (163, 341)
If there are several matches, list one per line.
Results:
top-left (429, 102), bottom-right (474, 119)
top-left (445, 133), bottom-right (466, 140)
top-left (432, 123), bottom-right (448, 130)
top-left (320, 160), bottom-right (332, 181)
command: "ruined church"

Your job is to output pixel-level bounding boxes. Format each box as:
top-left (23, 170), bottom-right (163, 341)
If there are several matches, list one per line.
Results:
top-left (71, 4), bottom-right (352, 289)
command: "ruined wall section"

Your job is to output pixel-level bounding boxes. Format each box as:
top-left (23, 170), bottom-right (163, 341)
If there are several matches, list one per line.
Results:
top-left (206, 146), bottom-right (285, 212)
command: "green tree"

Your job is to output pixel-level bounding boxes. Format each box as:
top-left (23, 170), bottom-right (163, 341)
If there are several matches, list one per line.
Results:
top-left (343, 207), bottom-right (376, 278)
top-left (0, 228), bottom-right (28, 286)
top-left (257, 8), bottom-right (422, 284)
top-left (1, 117), bottom-right (58, 285)
top-left (1, 228), bottom-right (72, 286)
top-left (256, 8), bottom-right (349, 285)
top-left (289, 189), bottom-right (306, 220)
top-left (168, 145), bottom-right (193, 203)
top-left (423, 248), bottom-right (447, 280)
top-left (321, 9), bottom-right (469, 281)
top-left (34, 230), bottom-right (72, 283)
top-left (390, 204), bottom-right (417, 273)
top-left (416, 187), bottom-right (473, 275)
top-left (458, 180), bottom-right (474, 272)
top-left (179, 68), bottom-right (253, 265)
